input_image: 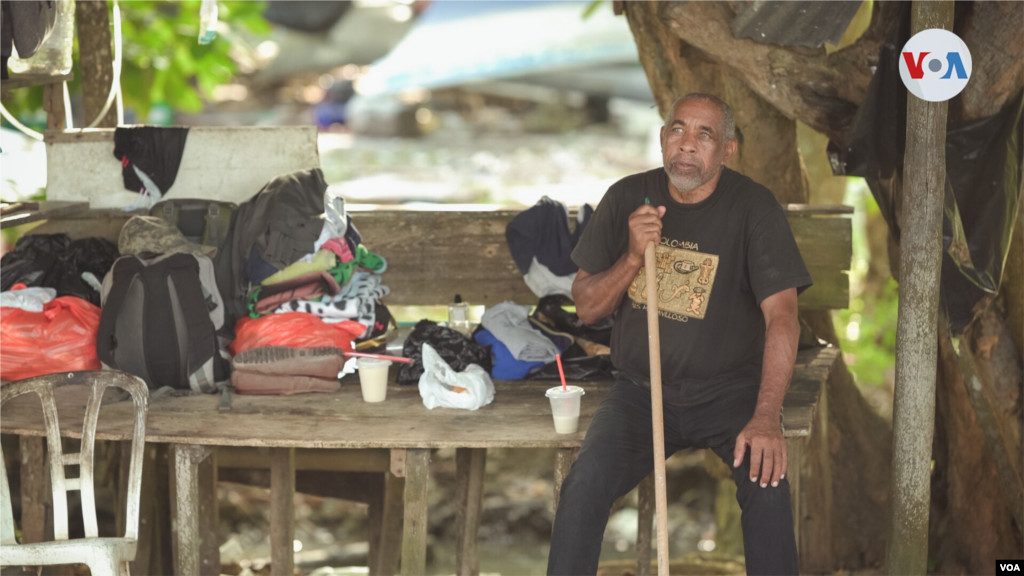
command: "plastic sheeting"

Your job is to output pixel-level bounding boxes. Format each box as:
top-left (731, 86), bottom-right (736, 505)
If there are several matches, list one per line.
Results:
top-left (827, 6), bottom-right (1023, 334)
top-left (0, 296), bottom-right (102, 381)
top-left (229, 313), bottom-right (365, 356)
top-left (397, 320), bottom-right (492, 386)
top-left (0, 234), bottom-right (119, 307)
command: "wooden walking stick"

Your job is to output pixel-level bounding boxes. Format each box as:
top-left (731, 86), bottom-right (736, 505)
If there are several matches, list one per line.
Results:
top-left (644, 200), bottom-right (671, 575)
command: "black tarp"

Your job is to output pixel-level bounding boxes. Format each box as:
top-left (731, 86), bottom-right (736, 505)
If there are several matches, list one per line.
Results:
top-left (827, 5), bottom-right (1023, 334)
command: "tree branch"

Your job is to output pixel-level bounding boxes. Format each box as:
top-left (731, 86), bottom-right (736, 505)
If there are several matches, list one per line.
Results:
top-left (656, 1), bottom-right (900, 142)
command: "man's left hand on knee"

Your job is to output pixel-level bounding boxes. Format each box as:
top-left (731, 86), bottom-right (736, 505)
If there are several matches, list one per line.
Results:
top-left (732, 414), bottom-right (787, 488)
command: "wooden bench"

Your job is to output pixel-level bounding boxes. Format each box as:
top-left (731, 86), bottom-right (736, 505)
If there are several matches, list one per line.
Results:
top-left (16, 203), bottom-right (850, 574)
top-left (345, 205), bottom-right (849, 574)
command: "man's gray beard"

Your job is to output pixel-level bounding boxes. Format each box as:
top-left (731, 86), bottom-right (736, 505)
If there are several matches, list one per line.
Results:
top-left (666, 169), bottom-right (704, 193)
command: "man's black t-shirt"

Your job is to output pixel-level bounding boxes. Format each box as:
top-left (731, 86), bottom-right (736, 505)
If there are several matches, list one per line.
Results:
top-left (571, 167), bottom-right (812, 405)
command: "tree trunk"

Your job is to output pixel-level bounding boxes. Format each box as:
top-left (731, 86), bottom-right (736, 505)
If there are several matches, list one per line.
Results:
top-left (930, 321), bottom-right (1022, 574)
top-left (625, 3), bottom-right (893, 570)
top-left (76, 1), bottom-right (118, 128)
top-left (624, 2), bottom-right (806, 202)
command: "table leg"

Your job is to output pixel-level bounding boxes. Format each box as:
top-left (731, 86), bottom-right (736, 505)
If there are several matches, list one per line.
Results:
top-left (400, 449), bottom-right (430, 576)
top-left (271, 448), bottom-right (296, 576)
top-left (369, 470), bottom-right (405, 576)
top-left (173, 444), bottom-right (212, 576)
top-left (199, 450), bottom-right (220, 575)
top-left (19, 436), bottom-right (47, 544)
top-left (636, 473), bottom-right (655, 576)
top-left (552, 447), bottom-right (579, 522)
top-left (455, 448), bottom-right (486, 576)
top-left (787, 437), bottom-right (803, 559)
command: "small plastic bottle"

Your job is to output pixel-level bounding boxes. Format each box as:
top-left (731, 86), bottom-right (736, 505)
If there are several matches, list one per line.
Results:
top-left (448, 294), bottom-right (471, 337)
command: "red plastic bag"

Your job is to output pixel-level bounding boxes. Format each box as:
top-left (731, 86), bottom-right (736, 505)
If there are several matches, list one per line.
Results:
top-left (229, 313), bottom-right (366, 356)
top-left (1, 296), bottom-right (102, 381)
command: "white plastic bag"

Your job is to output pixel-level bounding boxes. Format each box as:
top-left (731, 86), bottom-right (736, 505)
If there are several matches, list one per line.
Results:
top-left (418, 343), bottom-right (495, 411)
top-left (199, 0), bottom-right (218, 44)
top-left (0, 287), bottom-right (57, 312)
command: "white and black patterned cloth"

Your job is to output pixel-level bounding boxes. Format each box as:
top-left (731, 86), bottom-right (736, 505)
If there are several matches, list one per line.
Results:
top-left (271, 270), bottom-right (389, 339)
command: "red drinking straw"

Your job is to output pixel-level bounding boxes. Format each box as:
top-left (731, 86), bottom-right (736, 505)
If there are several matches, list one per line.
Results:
top-left (555, 353), bottom-right (568, 391)
top-left (344, 351), bottom-right (413, 364)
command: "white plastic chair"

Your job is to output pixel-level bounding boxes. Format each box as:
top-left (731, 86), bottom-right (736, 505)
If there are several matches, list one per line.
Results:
top-left (1, 371), bottom-right (148, 576)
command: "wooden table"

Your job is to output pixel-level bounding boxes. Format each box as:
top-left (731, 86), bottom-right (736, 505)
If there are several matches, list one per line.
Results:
top-left (1, 347), bottom-right (835, 575)
top-left (1, 376), bottom-right (603, 576)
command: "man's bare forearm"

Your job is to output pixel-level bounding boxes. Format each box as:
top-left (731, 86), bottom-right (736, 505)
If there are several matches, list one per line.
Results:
top-left (754, 310), bottom-right (800, 421)
top-left (572, 252), bottom-right (643, 324)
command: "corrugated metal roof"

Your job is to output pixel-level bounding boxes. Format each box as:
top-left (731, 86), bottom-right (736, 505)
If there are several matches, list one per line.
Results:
top-left (731, 1), bottom-right (863, 48)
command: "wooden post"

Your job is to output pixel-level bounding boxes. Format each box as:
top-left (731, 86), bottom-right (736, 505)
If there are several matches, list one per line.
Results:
top-left (636, 473), bottom-right (655, 576)
top-left (455, 448), bottom-right (486, 576)
top-left (799, 375), bottom-right (834, 572)
top-left (884, 2), bottom-right (952, 574)
top-left (401, 449), bottom-right (431, 576)
top-left (75, 0), bottom-right (118, 128)
top-left (43, 83), bottom-right (67, 130)
top-left (270, 448), bottom-right (295, 576)
top-left (786, 438), bottom-right (804, 557)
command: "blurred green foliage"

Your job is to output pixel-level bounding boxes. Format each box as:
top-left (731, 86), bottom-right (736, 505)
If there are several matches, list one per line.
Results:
top-left (2, 0), bottom-right (269, 128)
top-left (581, 1), bottom-right (605, 20)
top-left (833, 182), bottom-right (898, 388)
top-left (835, 278), bottom-right (899, 387)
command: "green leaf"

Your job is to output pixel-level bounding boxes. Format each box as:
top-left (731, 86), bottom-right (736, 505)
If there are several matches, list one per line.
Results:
top-left (581, 0), bottom-right (604, 20)
top-left (174, 44), bottom-right (197, 75)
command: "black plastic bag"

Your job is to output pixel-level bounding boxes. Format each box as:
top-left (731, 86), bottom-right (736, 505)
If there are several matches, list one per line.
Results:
top-left (1, 234), bottom-right (70, 291)
top-left (398, 320), bottom-right (493, 386)
top-left (59, 238), bottom-right (120, 305)
top-left (826, 4), bottom-right (1024, 334)
top-left (0, 233), bottom-right (119, 307)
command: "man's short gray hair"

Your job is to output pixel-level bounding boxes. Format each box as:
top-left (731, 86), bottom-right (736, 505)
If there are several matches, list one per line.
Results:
top-left (664, 93), bottom-right (737, 142)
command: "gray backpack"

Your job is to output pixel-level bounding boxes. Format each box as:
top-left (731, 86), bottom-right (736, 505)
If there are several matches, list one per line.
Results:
top-left (97, 252), bottom-right (229, 393)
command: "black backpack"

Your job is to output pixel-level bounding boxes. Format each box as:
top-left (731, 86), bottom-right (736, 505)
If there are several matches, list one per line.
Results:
top-left (97, 253), bottom-right (228, 392)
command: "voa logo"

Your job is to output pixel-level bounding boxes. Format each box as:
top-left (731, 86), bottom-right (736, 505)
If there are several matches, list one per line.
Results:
top-left (998, 560), bottom-right (1023, 574)
top-left (899, 28), bottom-right (972, 102)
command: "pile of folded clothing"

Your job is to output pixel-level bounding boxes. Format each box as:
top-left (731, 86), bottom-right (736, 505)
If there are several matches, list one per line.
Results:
top-left (231, 347), bottom-right (351, 395)
top-left (220, 168), bottom-right (394, 351)
top-left (473, 298), bottom-right (616, 381)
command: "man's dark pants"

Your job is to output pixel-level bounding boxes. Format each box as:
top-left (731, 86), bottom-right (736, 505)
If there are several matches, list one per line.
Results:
top-left (547, 379), bottom-right (799, 575)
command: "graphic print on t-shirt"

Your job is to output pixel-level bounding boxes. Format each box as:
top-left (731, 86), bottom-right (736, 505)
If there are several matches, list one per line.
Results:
top-left (627, 241), bottom-right (719, 321)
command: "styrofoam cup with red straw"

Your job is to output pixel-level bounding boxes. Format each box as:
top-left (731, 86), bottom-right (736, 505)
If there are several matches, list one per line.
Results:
top-left (547, 353), bottom-right (583, 433)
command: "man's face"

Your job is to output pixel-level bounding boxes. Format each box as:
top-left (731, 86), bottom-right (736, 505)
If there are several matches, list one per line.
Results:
top-left (660, 100), bottom-right (736, 193)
